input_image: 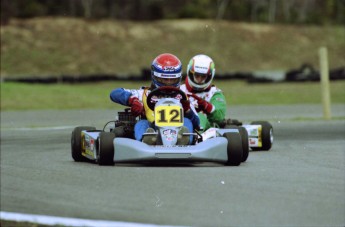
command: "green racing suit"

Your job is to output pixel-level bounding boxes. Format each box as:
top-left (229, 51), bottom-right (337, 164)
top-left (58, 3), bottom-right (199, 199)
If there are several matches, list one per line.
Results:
top-left (180, 84), bottom-right (227, 131)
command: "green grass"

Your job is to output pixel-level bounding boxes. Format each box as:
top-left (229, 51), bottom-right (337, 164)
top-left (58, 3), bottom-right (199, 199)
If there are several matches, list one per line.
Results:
top-left (1, 220), bottom-right (51, 227)
top-left (218, 80), bottom-right (345, 105)
top-left (1, 80), bottom-right (344, 111)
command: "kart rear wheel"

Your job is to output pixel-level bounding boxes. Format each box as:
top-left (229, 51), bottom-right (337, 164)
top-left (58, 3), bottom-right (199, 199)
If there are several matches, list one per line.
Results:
top-left (224, 126), bottom-right (249, 162)
top-left (250, 121), bottom-right (273, 151)
top-left (223, 131), bottom-right (243, 166)
top-left (97, 132), bottom-right (116, 166)
top-left (71, 126), bottom-right (96, 162)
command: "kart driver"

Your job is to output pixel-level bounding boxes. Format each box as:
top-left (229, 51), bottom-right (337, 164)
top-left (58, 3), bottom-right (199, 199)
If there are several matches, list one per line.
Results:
top-left (180, 54), bottom-right (226, 131)
top-left (110, 53), bottom-right (200, 145)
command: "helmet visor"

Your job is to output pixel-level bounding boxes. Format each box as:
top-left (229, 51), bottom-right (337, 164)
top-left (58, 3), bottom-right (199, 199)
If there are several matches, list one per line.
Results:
top-left (189, 70), bottom-right (210, 85)
top-left (154, 75), bottom-right (180, 86)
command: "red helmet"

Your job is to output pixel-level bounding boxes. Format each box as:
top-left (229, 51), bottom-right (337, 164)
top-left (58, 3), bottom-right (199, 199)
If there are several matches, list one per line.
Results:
top-left (151, 53), bottom-right (182, 88)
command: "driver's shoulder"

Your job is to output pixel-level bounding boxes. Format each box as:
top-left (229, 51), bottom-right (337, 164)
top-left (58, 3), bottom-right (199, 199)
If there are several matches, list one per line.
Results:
top-left (209, 85), bottom-right (222, 93)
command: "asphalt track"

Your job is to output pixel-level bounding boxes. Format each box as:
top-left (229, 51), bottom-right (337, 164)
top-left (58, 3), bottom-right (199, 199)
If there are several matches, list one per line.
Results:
top-left (1, 104), bottom-right (345, 227)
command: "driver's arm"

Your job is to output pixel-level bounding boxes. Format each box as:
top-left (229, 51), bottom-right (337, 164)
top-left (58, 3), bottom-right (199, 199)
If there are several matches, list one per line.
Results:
top-left (180, 97), bottom-right (200, 129)
top-left (208, 92), bottom-right (227, 124)
top-left (184, 107), bottom-right (200, 129)
top-left (110, 88), bottom-right (133, 106)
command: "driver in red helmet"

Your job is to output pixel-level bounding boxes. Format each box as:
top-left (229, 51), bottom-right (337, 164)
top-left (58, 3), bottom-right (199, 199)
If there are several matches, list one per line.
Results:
top-left (110, 53), bottom-right (199, 145)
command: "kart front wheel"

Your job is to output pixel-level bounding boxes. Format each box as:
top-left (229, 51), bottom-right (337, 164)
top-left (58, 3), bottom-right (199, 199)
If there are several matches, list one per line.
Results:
top-left (251, 121), bottom-right (273, 151)
top-left (97, 132), bottom-right (116, 166)
top-left (71, 126), bottom-right (96, 162)
top-left (239, 126), bottom-right (249, 162)
top-left (224, 125), bottom-right (249, 162)
top-left (223, 131), bottom-right (243, 166)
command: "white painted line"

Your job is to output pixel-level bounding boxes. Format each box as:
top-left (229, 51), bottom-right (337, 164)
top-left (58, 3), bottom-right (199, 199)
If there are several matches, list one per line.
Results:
top-left (0, 211), bottom-right (185, 227)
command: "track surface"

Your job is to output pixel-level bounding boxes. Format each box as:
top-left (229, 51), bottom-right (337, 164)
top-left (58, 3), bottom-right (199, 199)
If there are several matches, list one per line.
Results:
top-left (1, 104), bottom-right (345, 226)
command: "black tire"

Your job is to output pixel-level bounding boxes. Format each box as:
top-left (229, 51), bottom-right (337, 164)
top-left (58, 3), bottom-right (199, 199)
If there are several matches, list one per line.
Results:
top-left (250, 121), bottom-right (273, 151)
top-left (97, 132), bottom-right (116, 166)
top-left (223, 131), bottom-right (243, 166)
top-left (224, 126), bottom-right (249, 162)
top-left (71, 126), bottom-right (96, 162)
top-left (239, 127), bottom-right (249, 162)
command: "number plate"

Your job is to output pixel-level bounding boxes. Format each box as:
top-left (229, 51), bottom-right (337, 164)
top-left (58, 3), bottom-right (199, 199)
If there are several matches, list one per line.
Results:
top-left (155, 105), bottom-right (184, 127)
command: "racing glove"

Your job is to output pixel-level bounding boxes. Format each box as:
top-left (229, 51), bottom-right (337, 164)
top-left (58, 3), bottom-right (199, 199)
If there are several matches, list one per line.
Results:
top-left (188, 94), bottom-right (214, 114)
top-left (197, 99), bottom-right (214, 114)
top-left (128, 96), bottom-right (144, 117)
top-left (180, 99), bottom-right (191, 113)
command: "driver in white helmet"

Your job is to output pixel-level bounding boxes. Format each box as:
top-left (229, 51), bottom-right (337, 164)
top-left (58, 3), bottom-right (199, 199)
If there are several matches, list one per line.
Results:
top-left (180, 54), bottom-right (226, 131)
top-left (110, 53), bottom-right (199, 145)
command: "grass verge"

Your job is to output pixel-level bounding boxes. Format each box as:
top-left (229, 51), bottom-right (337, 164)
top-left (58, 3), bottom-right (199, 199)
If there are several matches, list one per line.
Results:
top-left (1, 220), bottom-right (52, 227)
top-left (1, 80), bottom-right (344, 111)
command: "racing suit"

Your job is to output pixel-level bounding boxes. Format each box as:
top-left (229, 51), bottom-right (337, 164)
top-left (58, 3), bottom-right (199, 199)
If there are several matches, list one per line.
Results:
top-left (180, 80), bottom-right (226, 131)
top-left (110, 86), bottom-right (200, 144)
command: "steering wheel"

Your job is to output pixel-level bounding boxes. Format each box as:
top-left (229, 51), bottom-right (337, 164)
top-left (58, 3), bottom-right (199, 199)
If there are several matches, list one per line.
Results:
top-left (146, 86), bottom-right (187, 111)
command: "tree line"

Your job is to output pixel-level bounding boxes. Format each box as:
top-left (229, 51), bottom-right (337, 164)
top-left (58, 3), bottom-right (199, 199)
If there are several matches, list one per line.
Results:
top-left (1, 0), bottom-right (344, 25)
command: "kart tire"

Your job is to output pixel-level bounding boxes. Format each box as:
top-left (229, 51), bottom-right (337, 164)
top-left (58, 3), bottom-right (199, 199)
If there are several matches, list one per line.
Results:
top-left (239, 127), bottom-right (249, 162)
top-left (98, 132), bottom-right (116, 166)
top-left (223, 131), bottom-right (243, 166)
top-left (224, 125), bottom-right (249, 162)
top-left (71, 126), bottom-right (96, 162)
top-left (250, 121), bottom-right (273, 151)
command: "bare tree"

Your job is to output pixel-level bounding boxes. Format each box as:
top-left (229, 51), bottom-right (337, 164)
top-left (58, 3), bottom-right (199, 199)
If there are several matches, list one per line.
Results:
top-left (81, 0), bottom-right (93, 18)
top-left (217, 0), bottom-right (230, 20)
top-left (69, 0), bottom-right (76, 17)
top-left (297, 0), bottom-right (315, 23)
top-left (336, 0), bottom-right (345, 23)
top-left (282, 0), bottom-right (294, 23)
top-left (250, 0), bottom-right (269, 22)
top-left (268, 0), bottom-right (276, 23)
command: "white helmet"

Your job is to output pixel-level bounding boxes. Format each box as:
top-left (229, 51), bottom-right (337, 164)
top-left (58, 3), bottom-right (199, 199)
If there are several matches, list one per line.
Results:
top-left (186, 54), bottom-right (215, 91)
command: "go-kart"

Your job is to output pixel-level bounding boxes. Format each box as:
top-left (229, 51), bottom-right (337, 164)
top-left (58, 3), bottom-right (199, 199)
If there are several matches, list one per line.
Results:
top-left (186, 94), bottom-right (274, 163)
top-left (71, 86), bottom-right (247, 166)
top-left (216, 119), bottom-right (273, 163)
top-left (220, 119), bottom-right (273, 151)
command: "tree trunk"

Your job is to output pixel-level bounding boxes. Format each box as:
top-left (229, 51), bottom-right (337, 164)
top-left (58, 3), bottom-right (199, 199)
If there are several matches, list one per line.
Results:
top-left (82, 0), bottom-right (93, 19)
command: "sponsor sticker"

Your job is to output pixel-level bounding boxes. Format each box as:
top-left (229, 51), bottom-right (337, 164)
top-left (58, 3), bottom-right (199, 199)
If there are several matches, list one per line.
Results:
top-left (249, 129), bottom-right (258, 136)
top-left (249, 138), bottom-right (256, 145)
top-left (163, 129), bottom-right (177, 141)
top-left (163, 66), bottom-right (177, 71)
